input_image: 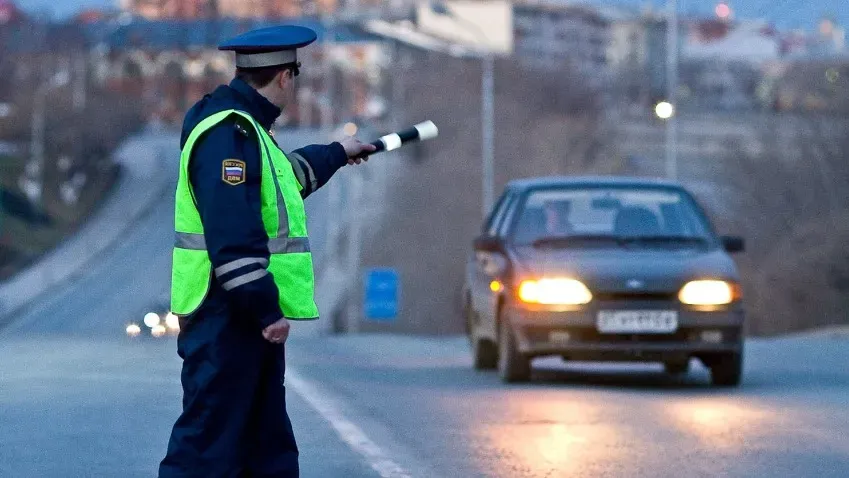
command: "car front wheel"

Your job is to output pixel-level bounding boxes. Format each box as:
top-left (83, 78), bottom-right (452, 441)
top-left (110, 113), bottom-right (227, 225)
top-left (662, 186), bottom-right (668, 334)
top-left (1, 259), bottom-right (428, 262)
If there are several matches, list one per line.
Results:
top-left (467, 300), bottom-right (497, 370)
top-left (709, 352), bottom-right (743, 387)
top-left (498, 316), bottom-right (530, 383)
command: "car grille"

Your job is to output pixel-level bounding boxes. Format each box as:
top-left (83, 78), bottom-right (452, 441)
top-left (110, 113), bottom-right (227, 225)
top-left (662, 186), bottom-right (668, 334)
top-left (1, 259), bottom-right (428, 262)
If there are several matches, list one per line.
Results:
top-left (525, 326), bottom-right (741, 344)
top-left (594, 292), bottom-right (677, 301)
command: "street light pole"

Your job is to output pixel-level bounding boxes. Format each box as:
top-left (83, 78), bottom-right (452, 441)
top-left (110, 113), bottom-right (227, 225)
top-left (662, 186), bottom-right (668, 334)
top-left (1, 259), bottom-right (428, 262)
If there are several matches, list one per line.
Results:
top-left (665, 0), bottom-right (679, 179)
top-left (481, 53), bottom-right (495, 218)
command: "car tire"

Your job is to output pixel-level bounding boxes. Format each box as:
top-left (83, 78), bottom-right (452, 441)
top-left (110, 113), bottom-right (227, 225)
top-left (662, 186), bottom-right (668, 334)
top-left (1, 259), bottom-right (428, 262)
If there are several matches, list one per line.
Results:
top-left (467, 299), bottom-right (497, 370)
top-left (473, 338), bottom-right (498, 370)
top-left (664, 359), bottom-right (690, 375)
top-left (498, 316), bottom-right (531, 383)
top-left (464, 297), bottom-right (474, 339)
top-left (710, 352), bottom-right (743, 387)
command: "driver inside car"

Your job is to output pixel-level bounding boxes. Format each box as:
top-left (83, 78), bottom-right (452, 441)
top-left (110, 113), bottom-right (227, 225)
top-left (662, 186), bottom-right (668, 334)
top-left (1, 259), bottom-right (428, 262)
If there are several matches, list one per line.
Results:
top-left (543, 200), bottom-right (574, 235)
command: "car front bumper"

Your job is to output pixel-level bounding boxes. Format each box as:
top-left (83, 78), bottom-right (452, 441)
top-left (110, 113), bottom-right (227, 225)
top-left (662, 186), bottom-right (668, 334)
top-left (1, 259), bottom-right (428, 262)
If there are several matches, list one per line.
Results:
top-left (506, 301), bottom-right (744, 360)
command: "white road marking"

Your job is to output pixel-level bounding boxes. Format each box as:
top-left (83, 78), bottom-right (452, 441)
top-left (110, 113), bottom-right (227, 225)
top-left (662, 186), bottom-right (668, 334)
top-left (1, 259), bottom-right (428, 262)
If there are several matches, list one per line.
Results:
top-left (286, 368), bottom-right (413, 478)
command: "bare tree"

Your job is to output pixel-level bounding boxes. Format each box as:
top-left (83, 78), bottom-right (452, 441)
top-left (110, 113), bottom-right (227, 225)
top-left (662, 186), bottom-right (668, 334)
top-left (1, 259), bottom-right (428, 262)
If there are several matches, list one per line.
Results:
top-left (0, 21), bottom-right (145, 279)
top-left (716, 115), bottom-right (849, 335)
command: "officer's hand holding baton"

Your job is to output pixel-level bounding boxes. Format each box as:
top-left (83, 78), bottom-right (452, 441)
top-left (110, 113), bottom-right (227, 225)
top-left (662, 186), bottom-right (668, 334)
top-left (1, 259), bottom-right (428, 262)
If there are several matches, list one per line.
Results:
top-left (342, 120), bottom-right (439, 165)
top-left (340, 137), bottom-right (377, 165)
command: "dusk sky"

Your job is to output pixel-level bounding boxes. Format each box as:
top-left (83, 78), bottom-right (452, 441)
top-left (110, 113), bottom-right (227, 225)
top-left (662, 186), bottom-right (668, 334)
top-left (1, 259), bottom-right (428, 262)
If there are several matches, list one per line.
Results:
top-left (12, 0), bottom-right (848, 29)
top-left (16, 0), bottom-right (117, 18)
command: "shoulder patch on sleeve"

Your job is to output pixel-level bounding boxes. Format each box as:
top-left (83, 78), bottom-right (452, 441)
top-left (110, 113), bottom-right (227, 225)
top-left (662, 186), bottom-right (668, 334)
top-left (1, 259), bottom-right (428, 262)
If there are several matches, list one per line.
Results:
top-left (222, 159), bottom-right (246, 185)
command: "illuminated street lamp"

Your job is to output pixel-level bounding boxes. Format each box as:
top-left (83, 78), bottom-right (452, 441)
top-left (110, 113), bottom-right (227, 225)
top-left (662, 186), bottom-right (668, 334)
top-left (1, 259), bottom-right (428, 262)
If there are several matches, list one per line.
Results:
top-left (655, 101), bottom-right (675, 120)
top-left (715, 2), bottom-right (732, 20)
top-left (665, 0), bottom-right (680, 179)
top-left (342, 122), bottom-right (358, 137)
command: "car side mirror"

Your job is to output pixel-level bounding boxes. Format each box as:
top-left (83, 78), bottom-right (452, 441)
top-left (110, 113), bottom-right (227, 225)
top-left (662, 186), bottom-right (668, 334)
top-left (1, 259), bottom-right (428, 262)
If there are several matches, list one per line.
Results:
top-left (474, 235), bottom-right (502, 253)
top-left (721, 235), bottom-right (745, 253)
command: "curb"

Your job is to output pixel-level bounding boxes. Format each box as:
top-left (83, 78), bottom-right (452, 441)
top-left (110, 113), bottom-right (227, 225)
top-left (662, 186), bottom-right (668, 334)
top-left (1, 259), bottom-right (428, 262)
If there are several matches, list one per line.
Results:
top-left (779, 325), bottom-right (849, 340)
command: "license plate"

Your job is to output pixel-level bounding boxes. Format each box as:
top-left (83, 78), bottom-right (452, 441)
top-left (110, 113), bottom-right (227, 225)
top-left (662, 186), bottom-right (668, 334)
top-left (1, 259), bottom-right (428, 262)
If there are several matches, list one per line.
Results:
top-left (549, 331), bottom-right (572, 343)
top-left (596, 310), bottom-right (678, 334)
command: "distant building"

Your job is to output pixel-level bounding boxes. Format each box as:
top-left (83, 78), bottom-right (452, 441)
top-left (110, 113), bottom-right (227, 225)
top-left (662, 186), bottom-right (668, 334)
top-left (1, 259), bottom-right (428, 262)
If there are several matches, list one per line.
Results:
top-left (121, 0), bottom-right (337, 19)
top-left (84, 18), bottom-right (385, 125)
top-left (0, 0), bottom-right (20, 24)
top-left (75, 9), bottom-right (111, 24)
top-left (684, 19), bottom-right (781, 62)
top-left (600, 7), bottom-right (664, 106)
top-left (512, 1), bottom-right (611, 85)
top-left (121, 0), bottom-right (207, 19)
top-left (598, 10), bottom-right (669, 107)
top-left (805, 18), bottom-right (846, 58)
top-left (606, 11), bottom-right (647, 69)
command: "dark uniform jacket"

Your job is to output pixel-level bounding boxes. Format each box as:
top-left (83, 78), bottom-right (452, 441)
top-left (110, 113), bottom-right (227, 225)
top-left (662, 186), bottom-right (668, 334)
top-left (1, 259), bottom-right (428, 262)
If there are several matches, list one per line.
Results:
top-left (180, 78), bottom-right (347, 329)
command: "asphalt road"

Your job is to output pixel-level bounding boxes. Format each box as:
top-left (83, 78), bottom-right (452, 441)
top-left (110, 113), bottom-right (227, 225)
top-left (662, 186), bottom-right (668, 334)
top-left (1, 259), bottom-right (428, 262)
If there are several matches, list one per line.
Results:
top-left (1, 133), bottom-right (849, 477)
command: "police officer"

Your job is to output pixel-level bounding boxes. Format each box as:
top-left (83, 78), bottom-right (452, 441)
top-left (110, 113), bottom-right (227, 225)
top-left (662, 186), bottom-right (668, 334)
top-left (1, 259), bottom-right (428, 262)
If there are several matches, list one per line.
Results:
top-left (159, 25), bottom-right (375, 478)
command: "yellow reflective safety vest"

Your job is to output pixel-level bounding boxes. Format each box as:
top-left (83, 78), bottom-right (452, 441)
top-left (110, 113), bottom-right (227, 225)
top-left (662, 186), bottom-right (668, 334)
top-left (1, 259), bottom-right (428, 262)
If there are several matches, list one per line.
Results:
top-left (170, 109), bottom-right (318, 320)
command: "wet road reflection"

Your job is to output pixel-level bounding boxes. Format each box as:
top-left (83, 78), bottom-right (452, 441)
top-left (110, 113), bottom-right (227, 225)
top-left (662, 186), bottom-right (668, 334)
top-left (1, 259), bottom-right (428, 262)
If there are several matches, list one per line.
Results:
top-left (474, 396), bottom-right (628, 477)
top-left (668, 399), bottom-right (773, 451)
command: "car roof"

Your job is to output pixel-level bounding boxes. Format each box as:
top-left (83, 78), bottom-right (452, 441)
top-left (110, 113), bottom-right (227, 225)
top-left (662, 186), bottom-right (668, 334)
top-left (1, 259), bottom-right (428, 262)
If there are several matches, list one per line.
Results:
top-left (505, 176), bottom-right (686, 192)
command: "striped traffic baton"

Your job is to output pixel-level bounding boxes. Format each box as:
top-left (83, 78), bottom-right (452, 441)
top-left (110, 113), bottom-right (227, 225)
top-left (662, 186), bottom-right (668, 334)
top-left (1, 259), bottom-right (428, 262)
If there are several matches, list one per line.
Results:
top-left (365, 121), bottom-right (439, 156)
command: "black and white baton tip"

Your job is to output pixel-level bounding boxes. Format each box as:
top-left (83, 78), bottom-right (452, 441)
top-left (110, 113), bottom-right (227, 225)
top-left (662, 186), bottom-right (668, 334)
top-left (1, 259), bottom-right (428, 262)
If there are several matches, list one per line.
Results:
top-left (370, 121), bottom-right (439, 154)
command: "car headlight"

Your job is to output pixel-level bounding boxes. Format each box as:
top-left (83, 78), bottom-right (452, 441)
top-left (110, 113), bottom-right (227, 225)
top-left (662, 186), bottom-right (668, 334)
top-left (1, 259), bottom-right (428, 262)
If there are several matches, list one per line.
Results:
top-left (143, 312), bottom-right (161, 328)
top-left (151, 324), bottom-right (167, 338)
top-left (126, 324), bottom-right (141, 337)
top-left (518, 278), bottom-right (593, 305)
top-left (678, 280), bottom-right (739, 306)
top-left (165, 312), bottom-right (180, 331)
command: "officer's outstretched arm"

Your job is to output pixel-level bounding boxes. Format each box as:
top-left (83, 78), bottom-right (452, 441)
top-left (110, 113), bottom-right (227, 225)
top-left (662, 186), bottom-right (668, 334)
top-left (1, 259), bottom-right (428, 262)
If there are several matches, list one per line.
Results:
top-left (288, 143), bottom-right (348, 199)
top-left (189, 122), bottom-right (284, 329)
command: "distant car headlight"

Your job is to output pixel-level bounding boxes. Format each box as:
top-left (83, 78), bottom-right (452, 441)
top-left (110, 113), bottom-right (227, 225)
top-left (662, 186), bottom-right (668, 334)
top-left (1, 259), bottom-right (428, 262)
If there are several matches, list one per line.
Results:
top-left (165, 312), bottom-right (180, 331)
top-left (518, 278), bottom-right (593, 305)
top-left (126, 324), bottom-right (141, 337)
top-left (151, 324), bottom-right (167, 338)
top-left (678, 280), bottom-right (739, 305)
top-left (143, 312), bottom-right (161, 328)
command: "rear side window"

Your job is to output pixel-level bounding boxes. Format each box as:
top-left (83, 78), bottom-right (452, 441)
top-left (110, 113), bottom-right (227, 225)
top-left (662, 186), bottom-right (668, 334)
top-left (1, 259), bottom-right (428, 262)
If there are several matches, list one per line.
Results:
top-left (482, 192), bottom-right (508, 234)
top-left (497, 193), bottom-right (522, 237)
top-left (486, 191), bottom-right (514, 236)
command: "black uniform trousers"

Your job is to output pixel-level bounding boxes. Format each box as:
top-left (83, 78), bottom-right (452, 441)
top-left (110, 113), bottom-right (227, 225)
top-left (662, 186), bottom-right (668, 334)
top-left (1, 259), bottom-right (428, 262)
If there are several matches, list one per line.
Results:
top-left (159, 295), bottom-right (298, 478)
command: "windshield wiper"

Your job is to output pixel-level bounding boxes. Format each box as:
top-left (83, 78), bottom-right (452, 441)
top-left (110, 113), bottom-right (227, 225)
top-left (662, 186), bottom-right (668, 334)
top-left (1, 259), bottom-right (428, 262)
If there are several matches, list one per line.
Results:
top-left (530, 235), bottom-right (709, 248)
top-left (531, 235), bottom-right (623, 248)
top-left (619, 235), bottom-right (708, 245)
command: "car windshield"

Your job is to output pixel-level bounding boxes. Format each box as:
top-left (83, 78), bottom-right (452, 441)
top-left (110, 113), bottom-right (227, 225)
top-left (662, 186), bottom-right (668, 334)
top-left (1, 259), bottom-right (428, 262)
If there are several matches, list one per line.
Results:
top-left (510, 187), bottom-right (714, 247)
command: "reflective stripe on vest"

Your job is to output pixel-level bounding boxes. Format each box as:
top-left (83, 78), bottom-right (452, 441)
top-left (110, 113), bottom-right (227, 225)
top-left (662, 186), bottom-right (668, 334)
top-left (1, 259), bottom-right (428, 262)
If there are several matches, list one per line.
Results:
top-left (170, 109), bottom-right (318, 319)
top-left (175, 232), bottom-right (311, 254)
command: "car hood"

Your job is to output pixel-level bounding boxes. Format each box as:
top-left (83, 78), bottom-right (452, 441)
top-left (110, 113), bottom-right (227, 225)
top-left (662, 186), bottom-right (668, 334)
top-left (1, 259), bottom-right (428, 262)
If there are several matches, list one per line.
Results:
top-left (511, 246), bottom-right (740, 294)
